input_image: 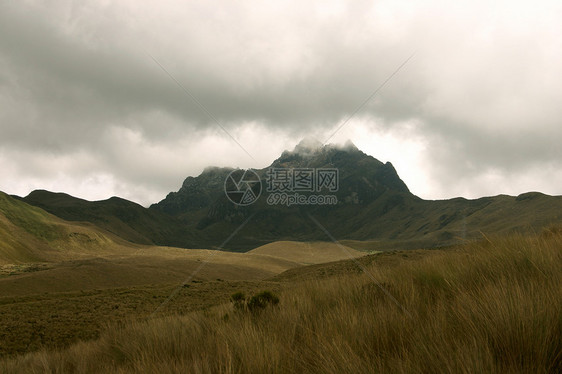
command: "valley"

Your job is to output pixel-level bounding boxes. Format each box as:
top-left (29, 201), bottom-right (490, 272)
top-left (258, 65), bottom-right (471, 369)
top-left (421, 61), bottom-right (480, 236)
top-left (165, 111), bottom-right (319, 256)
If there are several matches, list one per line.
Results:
top-left (0, 142), bottom-right (560, 372)
top-left (0, 191), bottom-right (370, 358)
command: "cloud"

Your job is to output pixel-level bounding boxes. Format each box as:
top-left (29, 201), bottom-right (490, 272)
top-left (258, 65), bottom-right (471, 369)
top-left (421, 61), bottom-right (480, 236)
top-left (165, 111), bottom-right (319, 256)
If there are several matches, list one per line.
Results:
top-left (0, 0), bottom-right (561, 204)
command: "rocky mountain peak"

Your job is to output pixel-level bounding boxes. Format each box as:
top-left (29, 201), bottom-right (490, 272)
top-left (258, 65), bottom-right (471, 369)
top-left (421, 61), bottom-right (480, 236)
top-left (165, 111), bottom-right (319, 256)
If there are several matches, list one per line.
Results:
top-left (293, 137), bottom-right (323, 155)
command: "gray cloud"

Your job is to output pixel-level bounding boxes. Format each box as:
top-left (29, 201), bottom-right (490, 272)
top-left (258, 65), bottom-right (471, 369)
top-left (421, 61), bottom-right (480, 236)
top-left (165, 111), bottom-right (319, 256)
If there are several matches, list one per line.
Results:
top-left (1, 0), bottom-right (561, 204)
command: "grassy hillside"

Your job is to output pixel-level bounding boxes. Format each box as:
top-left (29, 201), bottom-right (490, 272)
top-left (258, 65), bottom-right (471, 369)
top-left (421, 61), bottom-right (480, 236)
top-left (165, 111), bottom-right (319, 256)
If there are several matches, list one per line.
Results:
top-left (249, 241), bottom-right (365, 264)
top-left (21, 187), bottom-right (562, 252)
top-left (0, 210), bottom-right (51, 264)
top-left (0, 247), bottom-right (305, 297)
top-left (0, 192), bottom-right (143, 265)
top-left (21, 190), bottom-right (198, 246)
top-left (2, 229), bottom-right (560, 373)
top-left (305, 191), bottom-right (562, 249)
top-left (0, 191), bottom-right (71, 264)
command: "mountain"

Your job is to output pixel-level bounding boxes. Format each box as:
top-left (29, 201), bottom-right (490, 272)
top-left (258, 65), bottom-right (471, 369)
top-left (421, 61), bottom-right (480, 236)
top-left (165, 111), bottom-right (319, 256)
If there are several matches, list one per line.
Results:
top-left (153, 167), bottom-right (234, 216)
top-left (0, 191), bottom-right (140, 264)
top-left (19, 140), bottom-right (562, 251)
top-left (144, 140), bottom-right (419, 249)
top-left (151, 140), bottom-right (411, 215)
top-left (150, 139), bottom-right (562, 250)
top-left (21, 190), bottom-right (200, 247)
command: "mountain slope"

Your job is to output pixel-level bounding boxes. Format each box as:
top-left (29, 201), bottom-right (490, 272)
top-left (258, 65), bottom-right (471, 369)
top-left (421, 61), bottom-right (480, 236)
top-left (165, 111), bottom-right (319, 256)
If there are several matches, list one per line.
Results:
top-left (153, 167), bottom-right (234, 216)
top-left (19, 140), bottom-right (562, 251)
top-left (0, 193), bottom-right (54, 263)
top-left (21, 190), bottom-right (199, 247)
top-left (148, 140), bottom-right (423, 250)
top-left (151, 140), bottom-right (562, 250)
top-left (0, 191), bottom-right (141, 264)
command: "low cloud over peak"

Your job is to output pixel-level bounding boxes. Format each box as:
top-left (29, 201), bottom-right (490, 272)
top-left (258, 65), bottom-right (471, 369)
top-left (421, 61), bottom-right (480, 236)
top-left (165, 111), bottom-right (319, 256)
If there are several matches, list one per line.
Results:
top-left (1, 0), bottom-right (561, 205)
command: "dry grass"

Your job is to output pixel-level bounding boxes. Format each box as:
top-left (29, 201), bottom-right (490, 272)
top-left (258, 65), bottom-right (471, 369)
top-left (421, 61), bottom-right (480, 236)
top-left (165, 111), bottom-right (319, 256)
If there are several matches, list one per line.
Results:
top-left (0, 280), bottom-right (282, 358)
top-left (2, 230), bottom-right (561, 373)
top-left (0, 239), bottom-right (360, 358)
top-left (248, 241), bottom-right (365, 265)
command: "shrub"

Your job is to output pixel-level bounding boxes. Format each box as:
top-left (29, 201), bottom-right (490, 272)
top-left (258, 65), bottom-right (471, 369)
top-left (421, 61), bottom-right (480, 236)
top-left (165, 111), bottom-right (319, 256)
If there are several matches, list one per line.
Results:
top-left (246, 291), bottom-right (279, 312)
top-left (230, 290), bottom-right (280, 312)
top-left (230, 292), bottom-right (246, 311)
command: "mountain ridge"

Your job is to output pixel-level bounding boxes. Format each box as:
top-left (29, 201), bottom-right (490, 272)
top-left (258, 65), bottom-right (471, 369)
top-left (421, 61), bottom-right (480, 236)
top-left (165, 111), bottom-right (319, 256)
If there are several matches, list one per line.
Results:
top-left (15, 140), bottom-right (562, 251)
top-left (0, 191), bottom-right (144, 264)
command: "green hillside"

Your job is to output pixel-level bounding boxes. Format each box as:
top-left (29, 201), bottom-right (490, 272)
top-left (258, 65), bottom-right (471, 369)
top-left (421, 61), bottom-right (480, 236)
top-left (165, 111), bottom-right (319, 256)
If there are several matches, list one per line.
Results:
top-left (0, 192), bottom-right (140, 264)
top-left (0, 192), bottom-right (65, 264)
top-left (21, 190), bottom-right (200, 246)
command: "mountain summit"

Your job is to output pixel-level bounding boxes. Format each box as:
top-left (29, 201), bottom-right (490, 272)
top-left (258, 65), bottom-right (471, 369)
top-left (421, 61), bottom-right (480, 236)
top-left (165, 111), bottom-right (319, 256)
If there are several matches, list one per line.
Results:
top-left (291, 137), bottom-right (325, 156)
top-left (153, 139), bottom-right (411, 216)
top-left (145, 139), bottom-right (416, 249)
top-left (19, 140), bottom-right (562, 251)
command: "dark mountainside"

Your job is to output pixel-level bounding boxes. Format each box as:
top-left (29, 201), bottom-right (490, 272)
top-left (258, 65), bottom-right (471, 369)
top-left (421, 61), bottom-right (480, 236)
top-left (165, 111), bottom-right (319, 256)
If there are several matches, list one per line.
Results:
top-left (20, 140), bottom-right (562, 251)
top-left (20, 190), bottom-right (201, 246)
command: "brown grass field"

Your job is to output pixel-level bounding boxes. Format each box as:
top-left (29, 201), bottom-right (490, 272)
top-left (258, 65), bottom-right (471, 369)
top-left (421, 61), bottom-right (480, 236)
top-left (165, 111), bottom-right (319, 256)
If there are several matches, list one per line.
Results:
top-left (0, 238), bottom-right (364, 361)
top-left (248, 240), bottom-right (365, 264)
top-left (0, 228), bottom-right (560, 373)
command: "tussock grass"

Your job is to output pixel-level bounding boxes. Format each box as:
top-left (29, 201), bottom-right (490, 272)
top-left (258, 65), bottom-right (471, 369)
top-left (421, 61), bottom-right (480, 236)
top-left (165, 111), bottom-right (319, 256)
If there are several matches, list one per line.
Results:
top-left (2, 231), bottom-right (561, 373)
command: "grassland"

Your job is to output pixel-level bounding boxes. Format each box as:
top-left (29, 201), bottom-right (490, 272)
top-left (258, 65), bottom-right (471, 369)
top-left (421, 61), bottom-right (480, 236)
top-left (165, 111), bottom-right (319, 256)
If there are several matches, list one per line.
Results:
top-left (0, 241), bottom-right (358, 359)
top-left (1, 228), bottom-right (560, 373)
top-left (0, 192), bottom-right (367, 360)
top-left (248, 240), bottom-right (364, 264)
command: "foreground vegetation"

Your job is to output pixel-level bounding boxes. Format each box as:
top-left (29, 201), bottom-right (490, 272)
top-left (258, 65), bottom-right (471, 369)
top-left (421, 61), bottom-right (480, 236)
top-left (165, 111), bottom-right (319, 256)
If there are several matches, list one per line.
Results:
top-left (0, 280), bottom-right (281, 357)
top-left (2, 229), bottom-right (561, 373)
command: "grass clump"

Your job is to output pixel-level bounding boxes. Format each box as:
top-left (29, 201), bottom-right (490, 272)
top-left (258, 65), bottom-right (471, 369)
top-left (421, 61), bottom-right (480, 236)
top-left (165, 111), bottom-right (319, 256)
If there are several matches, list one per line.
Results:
top-left (230, 291), bottom-right (246, 311)
top-left (247, 290), bottom-right (280, 312)
top-left (231, 290), bottom-right (280, 312)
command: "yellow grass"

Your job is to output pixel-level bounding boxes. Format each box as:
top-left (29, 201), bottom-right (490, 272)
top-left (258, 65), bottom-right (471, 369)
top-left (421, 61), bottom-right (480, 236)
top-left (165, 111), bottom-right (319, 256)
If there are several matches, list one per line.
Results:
top-left (0, 245), bottom-right (308, 297)
top-left (249, 240), bottom-right (364, 264)
top-left (2, 229), bottom-right (560, 373)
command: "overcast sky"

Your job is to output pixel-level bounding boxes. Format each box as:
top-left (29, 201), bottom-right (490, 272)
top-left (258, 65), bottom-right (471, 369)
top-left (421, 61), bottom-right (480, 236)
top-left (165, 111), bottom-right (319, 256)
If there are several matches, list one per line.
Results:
top-left (1, 0), bottom-right (561, 206)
